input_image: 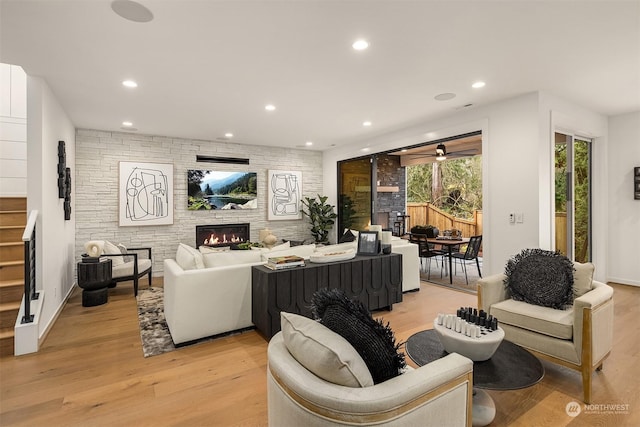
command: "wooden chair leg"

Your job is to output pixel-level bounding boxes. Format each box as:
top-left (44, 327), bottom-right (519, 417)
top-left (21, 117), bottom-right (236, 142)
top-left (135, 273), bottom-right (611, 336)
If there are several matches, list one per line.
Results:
top-left (581, 366), bottom-right (592, 404)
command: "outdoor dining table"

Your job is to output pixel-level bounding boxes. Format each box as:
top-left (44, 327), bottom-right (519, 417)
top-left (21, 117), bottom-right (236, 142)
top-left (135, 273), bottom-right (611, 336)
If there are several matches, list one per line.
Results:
top-left (427, 237), bottom-right (470, 284)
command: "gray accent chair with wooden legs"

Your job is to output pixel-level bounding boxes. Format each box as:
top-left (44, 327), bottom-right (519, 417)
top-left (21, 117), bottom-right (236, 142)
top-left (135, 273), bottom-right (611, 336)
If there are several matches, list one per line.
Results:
top-left (477, 271), bottom-right (613, 403)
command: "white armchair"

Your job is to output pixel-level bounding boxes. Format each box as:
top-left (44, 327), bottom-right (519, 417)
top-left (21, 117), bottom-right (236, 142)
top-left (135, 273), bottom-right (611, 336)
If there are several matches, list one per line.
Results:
top-left (478, 272), bottom-right (614, 403)
top-left (268, 329), bottom-right (473, 426)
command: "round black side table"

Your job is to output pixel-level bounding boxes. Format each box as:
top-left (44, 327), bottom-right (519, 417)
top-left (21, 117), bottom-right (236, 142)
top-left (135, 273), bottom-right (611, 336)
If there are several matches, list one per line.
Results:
top-left (77, 257), bottom-right (112, 307)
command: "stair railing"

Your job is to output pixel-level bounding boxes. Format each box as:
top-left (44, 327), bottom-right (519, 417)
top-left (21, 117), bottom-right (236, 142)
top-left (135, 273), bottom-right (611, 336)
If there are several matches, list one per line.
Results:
top-left (21, 210), bottom-right (39, 324)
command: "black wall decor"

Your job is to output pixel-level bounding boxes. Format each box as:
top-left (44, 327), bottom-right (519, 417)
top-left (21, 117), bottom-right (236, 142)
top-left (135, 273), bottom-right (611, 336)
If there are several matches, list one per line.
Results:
top-left (57, 141), bottom-right (72, 220)
top-left (57, 141), bottom-right (66, 198)
top-left (64, 167), bottom-right (72, 220)
top-left (635, 167), bottom-right (640, 200)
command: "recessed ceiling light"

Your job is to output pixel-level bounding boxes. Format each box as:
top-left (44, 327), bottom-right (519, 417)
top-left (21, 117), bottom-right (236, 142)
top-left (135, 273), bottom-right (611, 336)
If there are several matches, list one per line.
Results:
top-left (305, 141), bottom-right (313, 146)
top-left (434, 93), bottom-right (456, 101)
top-left (352, 39), bottom-right (369, 51)
top-left (361, 147), bottom-right (371, 152)
top-left (225, 133), bottom-right (233, 138)
top-left (472, 81), bottom-right (486, 89)
top-left (122, 80), bottom-right (138, 88)
top-left (111, 0), bottom-right (154, 23)
top-left (363, 121), bottom-right (372, 127)
top-left (122, 121), bottom-right (133, 127)
top-left (401, 149), bottom-right (408, 152)
top-left (265, 104), bottom-right (276, 111)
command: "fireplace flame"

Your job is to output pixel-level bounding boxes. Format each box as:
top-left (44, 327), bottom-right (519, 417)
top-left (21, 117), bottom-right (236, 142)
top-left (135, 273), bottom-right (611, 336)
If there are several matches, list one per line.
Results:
top-left (203, 232), bottom-right (245, 246)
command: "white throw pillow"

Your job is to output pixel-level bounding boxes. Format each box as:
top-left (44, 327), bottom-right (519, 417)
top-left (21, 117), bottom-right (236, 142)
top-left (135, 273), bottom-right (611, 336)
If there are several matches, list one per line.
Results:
top-left (270, 241), bottom-right (290, 252)
top-left (202, 249), bottom-right (262, 268)
top-left (103, 240), bottom-right (124, 267)
top-left (175, 243), bottom-right (205, 270)
top-left (573, 262), bottom-right (595, 298)
top-left (280, 312), bottom-right (373, 388)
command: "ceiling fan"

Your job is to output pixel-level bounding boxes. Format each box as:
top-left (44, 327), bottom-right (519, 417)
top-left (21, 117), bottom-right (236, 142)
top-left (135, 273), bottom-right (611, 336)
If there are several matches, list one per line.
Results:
top-left (404, 143), bottom-right (480, 161)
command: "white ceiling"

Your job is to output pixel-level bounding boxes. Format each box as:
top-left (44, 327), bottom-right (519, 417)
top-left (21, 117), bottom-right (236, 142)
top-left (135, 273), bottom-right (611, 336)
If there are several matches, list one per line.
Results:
top-left (1, 1), bottom-right (638, 151)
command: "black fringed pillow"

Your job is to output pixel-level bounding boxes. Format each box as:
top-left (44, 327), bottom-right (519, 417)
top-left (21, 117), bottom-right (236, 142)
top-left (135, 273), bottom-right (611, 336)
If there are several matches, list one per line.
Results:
top-left (338, 229), bottom-right (357, 243)
top-left (504, 249), bottom-right (575, 309)
top-left (311, 288), bottom-right (406, 384)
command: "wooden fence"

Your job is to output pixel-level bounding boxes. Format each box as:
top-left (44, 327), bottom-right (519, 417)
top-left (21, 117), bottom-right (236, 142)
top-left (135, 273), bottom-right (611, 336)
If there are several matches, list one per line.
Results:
top-left (406, 202), bottom-right (482, 237)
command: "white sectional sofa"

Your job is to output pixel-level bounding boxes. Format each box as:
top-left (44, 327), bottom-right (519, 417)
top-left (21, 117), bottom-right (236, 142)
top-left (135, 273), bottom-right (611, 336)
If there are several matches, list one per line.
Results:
top-left (163, 238), bottom-right (420, 344)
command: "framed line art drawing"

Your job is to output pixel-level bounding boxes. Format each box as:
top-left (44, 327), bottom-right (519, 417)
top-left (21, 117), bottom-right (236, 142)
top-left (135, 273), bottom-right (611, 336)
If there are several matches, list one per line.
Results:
top-left (268, 170), bottom-right (302, 220)
top-left (119, 161), bottom-right (173, 226)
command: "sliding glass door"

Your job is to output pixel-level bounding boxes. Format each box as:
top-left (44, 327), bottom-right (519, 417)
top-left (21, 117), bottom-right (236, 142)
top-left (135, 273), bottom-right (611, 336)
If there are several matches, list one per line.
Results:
top-left (554, 132), bottom-right (592, 262)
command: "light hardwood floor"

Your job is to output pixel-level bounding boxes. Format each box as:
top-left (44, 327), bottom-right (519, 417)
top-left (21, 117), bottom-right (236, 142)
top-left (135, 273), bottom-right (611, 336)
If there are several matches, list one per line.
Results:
top-left (1, 280), bottom-right (638, 426)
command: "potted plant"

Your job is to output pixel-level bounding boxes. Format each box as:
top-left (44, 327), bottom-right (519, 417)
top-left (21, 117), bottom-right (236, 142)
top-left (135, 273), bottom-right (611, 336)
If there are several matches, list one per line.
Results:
top-left (301, 195), bottom-right (338, 244)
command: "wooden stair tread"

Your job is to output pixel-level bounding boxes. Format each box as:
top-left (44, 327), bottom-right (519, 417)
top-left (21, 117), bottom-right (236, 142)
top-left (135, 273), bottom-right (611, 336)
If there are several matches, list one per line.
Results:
top-left (0, 242), bottom-right (23, 247)
top-left (0, 260), bottom-right (24, 267)
top-left (0, 279), bottom-right (23, 288)
top-left (0, 328), bottom-right (14, 339)
top-left (0, 225), bottom-right (24, 230)
top-left (0, 210), bottom-right (27, 214)
top-left (0, 301), bottom-right (21, 311)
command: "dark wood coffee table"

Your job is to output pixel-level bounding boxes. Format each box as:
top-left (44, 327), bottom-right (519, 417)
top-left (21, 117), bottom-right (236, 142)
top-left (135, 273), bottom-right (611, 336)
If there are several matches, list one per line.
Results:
top-left (406, 329), bottom-right (544, 426)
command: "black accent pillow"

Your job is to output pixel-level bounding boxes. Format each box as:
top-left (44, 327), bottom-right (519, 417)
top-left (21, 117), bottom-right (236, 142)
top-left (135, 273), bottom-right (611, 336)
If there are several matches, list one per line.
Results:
top-left (338, 229), bottom-right (356, 243)
top-left (504, 249), bottom-right (575, 309)
top-left (311, 288), bottom-right (406, 384)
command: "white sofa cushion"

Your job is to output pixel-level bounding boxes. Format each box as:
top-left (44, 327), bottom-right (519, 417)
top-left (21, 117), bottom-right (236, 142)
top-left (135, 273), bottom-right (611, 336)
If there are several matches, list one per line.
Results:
top-left (103, 240), bottom-right (124, 267)
top-left (176, 243), bottom-right (205, 270)
top-left (573, 262), bottom-right (594, 298)
top-left (281, 312), bottom-right (373, 388)
top-left (491, 298), bottom-right (574, 340)
top-left (112, 258), bottom-right (152, 279)
top-left (199, 245), bottom-right (230, 253)
top-left (262, 243), bottom-right (316, 261)
top-left (203, 249), bottom-right (262, 268)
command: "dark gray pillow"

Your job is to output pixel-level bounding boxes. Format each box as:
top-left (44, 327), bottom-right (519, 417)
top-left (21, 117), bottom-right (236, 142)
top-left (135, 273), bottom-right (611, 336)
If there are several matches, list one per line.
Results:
top-left (311, 288), bottom-right (406, 384)
top-left (504, 249), bottom-right (574, 309)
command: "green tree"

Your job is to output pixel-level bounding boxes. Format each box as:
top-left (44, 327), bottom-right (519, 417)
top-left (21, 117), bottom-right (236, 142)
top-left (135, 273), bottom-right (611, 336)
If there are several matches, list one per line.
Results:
top-left (406, 156), bottom-right (482, 220)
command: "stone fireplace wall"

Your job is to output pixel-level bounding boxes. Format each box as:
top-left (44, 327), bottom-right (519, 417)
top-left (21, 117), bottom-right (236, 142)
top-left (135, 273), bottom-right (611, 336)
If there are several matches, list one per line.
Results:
top-left (75, 129), bottom-right (322, 276)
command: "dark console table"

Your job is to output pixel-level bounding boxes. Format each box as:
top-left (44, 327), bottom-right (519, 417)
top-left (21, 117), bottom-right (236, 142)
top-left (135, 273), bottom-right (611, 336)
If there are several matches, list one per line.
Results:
top-left (251, 253), bottom-right (403, 340)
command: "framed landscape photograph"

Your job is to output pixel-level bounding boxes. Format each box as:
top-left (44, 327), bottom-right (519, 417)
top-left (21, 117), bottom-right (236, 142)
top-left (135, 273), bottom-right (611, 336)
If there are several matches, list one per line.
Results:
top-left (119, 161), bottom-right (173, 226)
top-left (187, 170), bottom-right (257, 210)
top-left (357, 231), bottom-right (380, 255)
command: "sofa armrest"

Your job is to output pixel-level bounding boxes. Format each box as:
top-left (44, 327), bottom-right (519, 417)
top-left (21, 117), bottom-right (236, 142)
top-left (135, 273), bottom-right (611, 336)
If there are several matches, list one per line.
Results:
top-left (477, 273), bottom-right (509, 313)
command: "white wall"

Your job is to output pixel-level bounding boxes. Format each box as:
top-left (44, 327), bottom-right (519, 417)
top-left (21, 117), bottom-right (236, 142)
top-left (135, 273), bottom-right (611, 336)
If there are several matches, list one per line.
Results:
top-left (323, 91), bottom-right (611, 280)
top-left (75, 129), bottom-right (323, 276)
top-left (0, 63), bottom-right (27, 196)
top-left (27, 76), bottom-right (76, 338)
top-left (607, 111), bottom-right (640, 286)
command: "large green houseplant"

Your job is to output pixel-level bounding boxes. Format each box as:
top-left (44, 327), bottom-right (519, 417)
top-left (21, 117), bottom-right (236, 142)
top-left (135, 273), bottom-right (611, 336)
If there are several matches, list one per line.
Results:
top-left (301, 195), bottom-right (338, 244)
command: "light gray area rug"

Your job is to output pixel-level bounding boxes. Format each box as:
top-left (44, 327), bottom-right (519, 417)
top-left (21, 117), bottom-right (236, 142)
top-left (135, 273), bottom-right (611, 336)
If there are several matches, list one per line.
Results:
top-left (136, 287), bottom-right (176, 357)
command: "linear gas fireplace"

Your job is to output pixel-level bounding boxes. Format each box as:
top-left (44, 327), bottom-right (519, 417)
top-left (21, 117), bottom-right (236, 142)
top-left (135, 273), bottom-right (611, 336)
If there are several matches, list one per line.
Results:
top-left (196, 223), bottom-right (250, 248)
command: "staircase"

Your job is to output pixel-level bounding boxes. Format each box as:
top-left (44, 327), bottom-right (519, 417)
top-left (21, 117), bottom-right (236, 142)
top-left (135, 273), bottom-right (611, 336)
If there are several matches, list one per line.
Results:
top-left (0, 197), bottom-right (26, 357)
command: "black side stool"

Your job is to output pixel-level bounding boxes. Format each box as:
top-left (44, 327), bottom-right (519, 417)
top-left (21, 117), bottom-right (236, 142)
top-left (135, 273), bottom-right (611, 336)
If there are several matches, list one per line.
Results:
top-left (77, 257), bottom-right (112, 307)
